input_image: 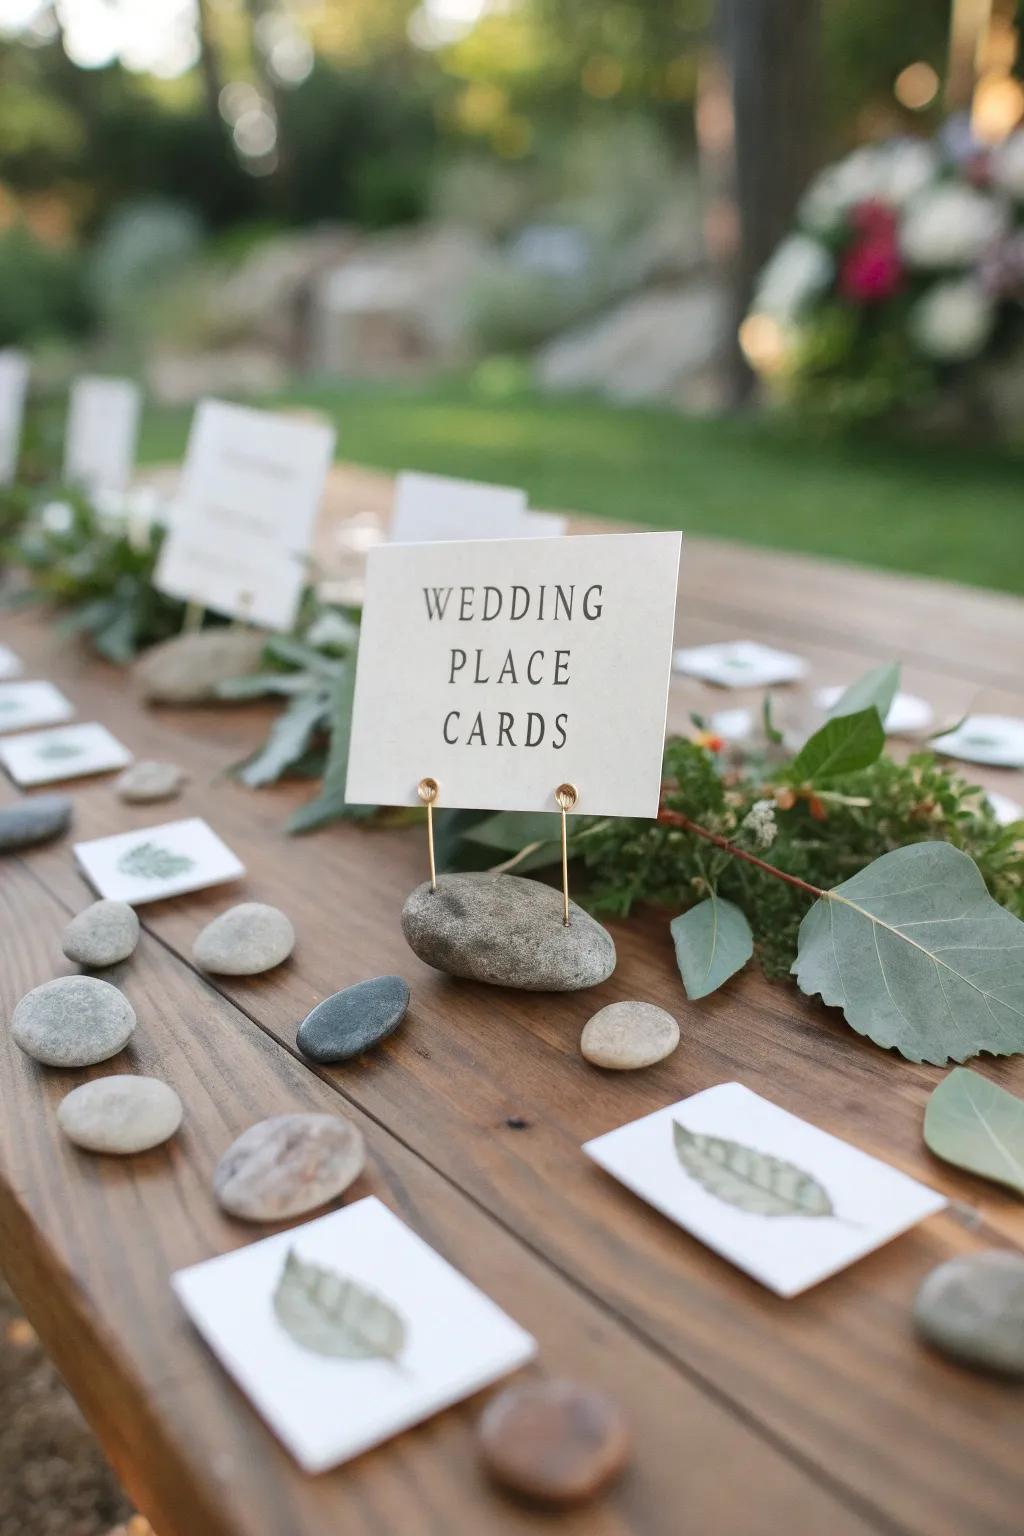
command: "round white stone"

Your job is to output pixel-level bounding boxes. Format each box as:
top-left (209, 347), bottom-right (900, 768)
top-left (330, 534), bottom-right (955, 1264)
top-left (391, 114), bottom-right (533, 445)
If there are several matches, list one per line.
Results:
top-left (116, 760), bottom-right (187, 804)
top-left (580, 1000), bottom-right (680, 1070)
top-left (11, 976), bottom-right (136, 1068)
top-left (193, 902), bottom-right (295, 976)
top-left (57, 1076), bottom-right (183, 1154)
top-left (62, 900), bottom-right (140, 968)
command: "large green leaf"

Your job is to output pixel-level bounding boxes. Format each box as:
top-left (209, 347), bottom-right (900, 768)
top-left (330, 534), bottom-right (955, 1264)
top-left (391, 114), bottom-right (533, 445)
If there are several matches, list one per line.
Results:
top-left (672, 1123), bottom-right (834, 1217)
top-left (924, 1067), bottom-right (1024, 1195)
top-left (789, 706), bottom-right (885, 784)
top-left (287, 658), bottom-right (375, 832)
top-left (792, 842), bottom-right (1024, 1064)
top-left (671, 896), bottom-right (753, 999)
top-left (239, 690), bottom-right (328, 788)
top-left (828, 662), bottom-right (900, 723)
top-left (273, 1249), bottom-right (406, 1362)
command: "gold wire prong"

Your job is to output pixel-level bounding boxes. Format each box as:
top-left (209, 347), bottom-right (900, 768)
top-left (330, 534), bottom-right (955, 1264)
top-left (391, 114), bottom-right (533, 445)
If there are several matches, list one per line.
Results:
top-left (554, 782), bottom-right (578, 926)
top-left (418, 776), bottom-right (439, 891)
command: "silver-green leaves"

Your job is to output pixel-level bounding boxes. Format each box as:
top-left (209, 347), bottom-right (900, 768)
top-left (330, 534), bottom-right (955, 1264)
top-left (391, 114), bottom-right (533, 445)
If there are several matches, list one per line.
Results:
top-left (924, 1068), bottom-right (1024, 1196)
top-left (672, 1123), bottom-right (834, 1217)
top-left (671, 896), bottom-right (753, 999)
top-left (793, 842), bottom-right (1024, 1064)
top-left (117, 841), bottom-right (195, 880)
top-left (273, 1249), bottom-right (407, 1364)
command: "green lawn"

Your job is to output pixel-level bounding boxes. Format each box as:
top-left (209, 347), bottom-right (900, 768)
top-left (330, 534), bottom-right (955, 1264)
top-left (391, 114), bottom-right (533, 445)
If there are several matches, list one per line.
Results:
top-left (138, 377), bottom-right (1024, 596)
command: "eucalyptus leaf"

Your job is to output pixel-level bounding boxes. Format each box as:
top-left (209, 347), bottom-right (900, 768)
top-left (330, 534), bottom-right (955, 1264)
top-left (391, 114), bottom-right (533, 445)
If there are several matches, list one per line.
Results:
top-left (216, 672), bottom-right (318, 700)
top-left (671, 896), bottom-right (753, 999)
top-left (828, 662), bottom-right (901, 724)
top-left (792, 842), bottom-right (1024, 1064)
top-left (286, 658), bottom-right (371, 832)
top-left (672, 1122), bottom-right (834, 1217)
top-left (924, 1067), bottom-right (1024, 1195)
top-left (463, 810), bottom-right (562, 852)
top-left (272, 1249), bottom-right (407, 1363)
top-left (239, 690), bottom-right (329, 789)
top-left (789, 706), bottom-right (885, 784)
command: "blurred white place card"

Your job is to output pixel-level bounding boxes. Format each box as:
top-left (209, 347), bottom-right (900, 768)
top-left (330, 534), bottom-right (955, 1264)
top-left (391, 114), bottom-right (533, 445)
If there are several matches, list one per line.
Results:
top-left (0, 348), bottom-right (29, 485)
top-left (346, 530), bottom-right (682, 817)
top-left (0, 722), bottom-right (130, 787)
top-left (74, 816), bottom-right (244, 904)
top-left (155, 399), bottom-right (335, 630)
top-left (389, 470), bottom-right (528, 544)
top-left (674, 640), bottom-right (807, 688)
top-left (583, 1083), bottom-right (945, 1298)
top-left (814, 685), bottom-right (933, 735)
top-left (0, 644), bottom-right (23, 680)
top-left (65, 375), bottom-right (142, 496)
top-left (0, 680), bottom-right (75, 735)
top-left (172, 1196), bottom-right (537, 1474)
top-left (931, 714), bottom-right (1024, 768)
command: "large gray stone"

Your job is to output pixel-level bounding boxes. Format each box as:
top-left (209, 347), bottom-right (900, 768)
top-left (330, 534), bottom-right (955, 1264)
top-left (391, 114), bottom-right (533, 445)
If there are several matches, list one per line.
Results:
top-left (213, 1112), bottom-right (365, 1222)
top-left (401, 874), bottom-right (615, 992)
top-left (914, 1250), bottom-right (1024, 1376)
top-left (193, 902), bottom-right (295, 976)
top-left (57, 1075), bottom-right (182, 1154)
top-left (62, 900), bottom-right (140, 968)
top-left (0, 794), bottom-right (72, 852)
top-left (134, 629), bottom-right (266, 705)
top-left (11, 976), bottom-right (136, 1067)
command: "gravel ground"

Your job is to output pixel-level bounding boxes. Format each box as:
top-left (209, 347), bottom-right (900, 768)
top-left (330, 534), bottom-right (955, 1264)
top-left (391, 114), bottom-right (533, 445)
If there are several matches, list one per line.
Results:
top-left (0, 1275), bottom-right (133, 1536)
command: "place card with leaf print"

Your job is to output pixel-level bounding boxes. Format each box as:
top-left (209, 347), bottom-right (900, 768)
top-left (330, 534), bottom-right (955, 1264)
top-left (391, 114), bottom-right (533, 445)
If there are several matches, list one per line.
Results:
top-left (0, 723), bottom-right (130, 788)
top-left (583, 1083), bottom-right (946, 1297)
top-left (0, 680), bottom-right (75, 735)
top-left (74, 817), bottom-right (244, 904)
top-left (0, 644), bottom-right (23, 681)
top-left (172, 1196), bottom-right (537, 1474)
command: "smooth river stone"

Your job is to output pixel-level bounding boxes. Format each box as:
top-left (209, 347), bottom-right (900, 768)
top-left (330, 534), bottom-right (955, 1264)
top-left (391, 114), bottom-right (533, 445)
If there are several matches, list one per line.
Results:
top-left (62, 900), bottom-right (140, 968)
top-left (134, 628), bottom-right (266, 705)
top-left (580, 1000), bottom-right (680, 1070)
top-left (11, 976), bottom-right (136, 1067)
top-left (914, 1251), bottom-right (1024, 1376)
top-left (401, 874), bottom-right (616, 992)
top-left (192, 902), bottom-right (295, 976)
top-left (213, 1112), bottom-right (365, 1222)
top-left (297, 976), bottom-right (410, 1063)
top-left (57, 1075), bottom-right (182, 1154)
top-left (478, 1379), bottom-right (629, 1506)
top-left (0, 793), bottom-right (72, 852)
top-left (116, 760), bottom-right (186, 804)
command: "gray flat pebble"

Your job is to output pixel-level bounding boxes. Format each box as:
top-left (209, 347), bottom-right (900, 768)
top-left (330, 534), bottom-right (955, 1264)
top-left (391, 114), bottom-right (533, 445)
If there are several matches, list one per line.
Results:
top-left (116, 760), bottom-right (186, 804)
top-left (57, 1075), bottom-right (182, 1154)
top-left (213, 1112), bottom-right (365, 1221)
top-left (914, 1250), bottom-right (1024, 1376)
top-left (297, 976), bottom-right (410, 1063)
top-left (581, 1001), bottom-right (680, 1070)
top-left (0, 794), bottom-right (72, 852)
top-left (62, 900), bottom-right (140, 968)
top-left (401, 873), bottom-right (616, 991)
top-left (193, 902), bottom-right (295, 976)
top-left (11, 976), bottom-right (136, 1067)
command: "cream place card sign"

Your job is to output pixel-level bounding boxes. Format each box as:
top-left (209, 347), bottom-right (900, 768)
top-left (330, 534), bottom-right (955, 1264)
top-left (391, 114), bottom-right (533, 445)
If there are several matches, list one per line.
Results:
top-left (64, 375), bottom-right (142, 496)
top-left (0, 348), bottom-right (29, 486)
top-left (155, 399), bottom-right (335, 630)
top-left (346, 530), bottom-right (681, 817)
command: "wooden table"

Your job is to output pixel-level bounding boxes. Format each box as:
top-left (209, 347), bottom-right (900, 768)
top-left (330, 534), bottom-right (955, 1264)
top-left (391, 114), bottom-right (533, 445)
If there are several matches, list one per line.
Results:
top-left (2, 483), bottom-right (1023, 1536)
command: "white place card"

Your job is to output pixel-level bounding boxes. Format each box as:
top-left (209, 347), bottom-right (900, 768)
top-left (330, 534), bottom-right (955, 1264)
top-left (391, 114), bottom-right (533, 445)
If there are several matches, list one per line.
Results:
top-left (0, 680), bottom-right (75, 735)
top-left (987, 790), bottom-right (1023, 827)
top-left (814, 685), bottom-right (933, 735)
top-left (74, 816), bottom-right (244, 904)
top-left (0, 644), bottom-right (23, 680)
top-left (389, 470), bottom-right (528, 544)
top-left (583, 1083), bottom-right (945, 1297)
top-left (931, 714), bottom-right (1024, 768)
top-left (173, 1196), bottom-right (537, 1473)
top-left (674, 640), bottom-right (808, 688)
top-left (154, 399), bottom-right (335, 630)
top-left (346, 530), bottom-right (682, 817)
top-left (64, 375), bottom-right (142, 496)
top-left (0, 348), bottom-right (29, 485)
top-left (0, 722), bottom-right (130, 787)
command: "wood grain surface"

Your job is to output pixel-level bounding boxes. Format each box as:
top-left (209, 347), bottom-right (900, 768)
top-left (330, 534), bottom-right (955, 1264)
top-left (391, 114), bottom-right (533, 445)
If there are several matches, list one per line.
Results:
top-left (1, 489), bottom-right (1023, 1536)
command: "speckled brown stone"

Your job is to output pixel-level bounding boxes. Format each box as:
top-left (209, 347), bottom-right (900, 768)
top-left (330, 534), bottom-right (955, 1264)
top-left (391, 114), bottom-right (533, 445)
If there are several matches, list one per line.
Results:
top-left (478, 1379), bottom-right (629, 1506)
top-left (212, 1113), bottom-right (364, 1222)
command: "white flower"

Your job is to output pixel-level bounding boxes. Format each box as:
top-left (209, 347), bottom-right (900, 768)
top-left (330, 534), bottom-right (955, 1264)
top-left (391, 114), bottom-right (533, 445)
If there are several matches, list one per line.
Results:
top-left (910, 278), bottom-right (995, 361)
top-left (39, 500), bottom-right (74, 534)
top-left (991, 131), bottom-right (1024, 200)
top-left (741, 798), bottom-right (778, 850)
top-left (753, 234), bottom-right (832, 319)
top-left (800, 140), bottom-right (936, 231)
top-left (900, 183), bottom-right (1008, 267)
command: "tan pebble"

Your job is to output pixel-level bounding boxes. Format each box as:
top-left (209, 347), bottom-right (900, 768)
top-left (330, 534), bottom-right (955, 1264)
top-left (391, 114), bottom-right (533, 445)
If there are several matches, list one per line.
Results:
top-left (580, 1000), bottom-right (679, 1070)
top-left (478, 1378), bottom-right (629, 1505)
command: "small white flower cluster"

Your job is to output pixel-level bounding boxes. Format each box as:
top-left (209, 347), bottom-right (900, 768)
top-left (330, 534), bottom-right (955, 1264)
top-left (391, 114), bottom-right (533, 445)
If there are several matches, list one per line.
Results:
top-left (741, 798), bottom-right (778, 850)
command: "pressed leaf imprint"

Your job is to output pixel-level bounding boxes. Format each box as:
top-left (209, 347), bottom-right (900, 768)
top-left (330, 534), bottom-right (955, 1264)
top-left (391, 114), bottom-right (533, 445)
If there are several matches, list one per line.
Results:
top-left (117, 841), bottom-right (195, 880)
top-left (35, 741), bottom-right (82, 761)
top-left (273, 1249), bottom-right (408, 1366)
top-left (672, 1122), bottom-right (838, 1219)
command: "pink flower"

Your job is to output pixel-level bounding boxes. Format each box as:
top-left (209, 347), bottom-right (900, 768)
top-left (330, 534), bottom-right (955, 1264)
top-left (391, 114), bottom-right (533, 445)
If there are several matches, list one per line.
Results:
top-left (839, 203), bottom-right (904, 302)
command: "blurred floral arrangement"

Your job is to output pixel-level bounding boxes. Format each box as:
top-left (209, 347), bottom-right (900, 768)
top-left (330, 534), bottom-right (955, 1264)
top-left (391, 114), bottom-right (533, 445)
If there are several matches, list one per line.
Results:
top-left (742, 129), bottom-right (1024, 427)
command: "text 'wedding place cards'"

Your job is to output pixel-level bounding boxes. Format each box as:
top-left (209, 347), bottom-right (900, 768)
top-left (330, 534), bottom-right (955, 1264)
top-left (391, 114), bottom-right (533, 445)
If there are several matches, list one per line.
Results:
top-left (346, 530), bottom-right (682, 818)
top-left (173, 1196), bottom-right (536, 1474)
top-left (584, 1083), bottom-right (946, 1297)
top-left (74, 817), bottom-right (244, 904)
top-left (0, 723), bottom-right (131, 788)
top-left (0, 645), bottom-right (23, 681)
top-left (0, 348), bottom-right (29, 485)
top-left (64, 375), bottom-right (142, 497)
top-left (0, 681), bottom-right (75, 735)
top-left (674, 640), bottom-right (808, 689)
top-left (155, 399), bottom-right (335, 630)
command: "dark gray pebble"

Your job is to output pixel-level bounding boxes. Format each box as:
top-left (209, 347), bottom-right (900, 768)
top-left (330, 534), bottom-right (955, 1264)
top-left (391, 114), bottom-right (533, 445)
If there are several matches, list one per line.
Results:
top-left (297, 976), bottom-right (410, 1063)
top-left (0, 794), bottom-right (72, 853)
